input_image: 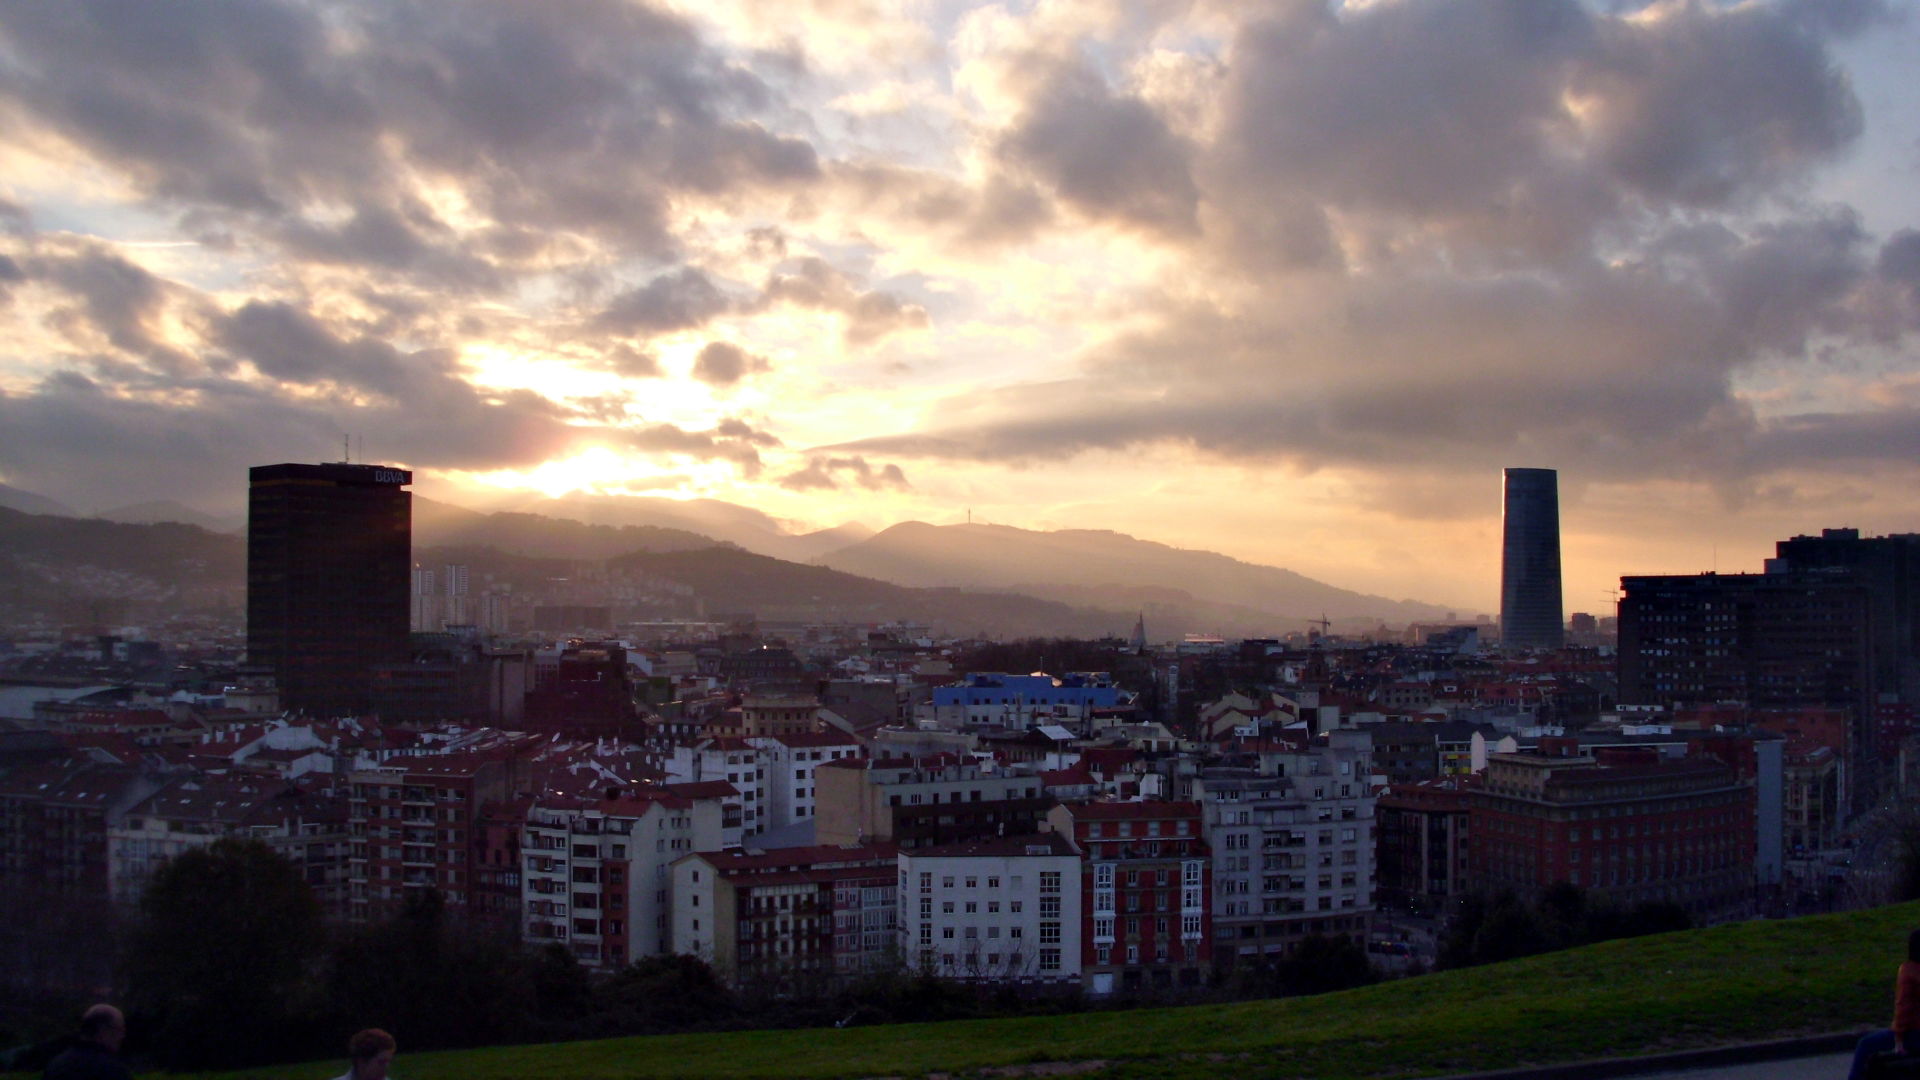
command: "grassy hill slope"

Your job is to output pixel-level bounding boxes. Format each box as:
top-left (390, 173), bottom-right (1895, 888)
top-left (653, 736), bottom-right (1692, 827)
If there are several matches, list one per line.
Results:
top-left (161, 902), bottom-right (1912, 1080)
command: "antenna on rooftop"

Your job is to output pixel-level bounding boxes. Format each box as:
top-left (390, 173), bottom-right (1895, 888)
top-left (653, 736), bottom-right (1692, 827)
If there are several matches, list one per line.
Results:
top-left (342, 434), bottom-right (350, 463)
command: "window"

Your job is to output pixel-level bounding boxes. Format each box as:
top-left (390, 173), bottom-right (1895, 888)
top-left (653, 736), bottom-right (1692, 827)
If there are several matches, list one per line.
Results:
top-left (942, 901), bottom-right (955, 914)
top-left (943, 926), bottom-right (955, 939)
top-left (987, 876), bottom-right (1000, 888)
top-left (1040, 948), bottom-right (1061, 971)
top-left (965, 877), bottom-right (977, 889)
top-left (942, 876), bottom-right (955, 888)
top-left (1040, 871), bottom-right (1061, 894)
top-left (1040, 922), bottom-right (1061, 943)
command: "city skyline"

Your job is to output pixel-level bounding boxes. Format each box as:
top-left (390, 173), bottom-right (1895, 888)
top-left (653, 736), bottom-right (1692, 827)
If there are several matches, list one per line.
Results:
top-left (1, 1), bottom-right (1917, 616)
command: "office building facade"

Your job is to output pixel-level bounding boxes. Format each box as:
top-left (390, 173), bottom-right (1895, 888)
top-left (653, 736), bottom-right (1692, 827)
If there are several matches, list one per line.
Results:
top-left (248, 462), bottom-right (412, 717)
top-left (1500, 468), bottom-right (1564, 651)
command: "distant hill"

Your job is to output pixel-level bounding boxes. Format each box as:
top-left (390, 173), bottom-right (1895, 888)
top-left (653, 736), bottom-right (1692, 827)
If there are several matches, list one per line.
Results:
top-left (0, 505), bottom-right (245, 622)
top-left (0, 502), bottom-right (1125, 639)
top-left (458, 491), bottom-right (872, 563)
top-left (413, 498), bottom-right (724, 559)
top-left (816, 522), bottom-right (1456, 629)
top-left (96, 500), bottom-right (242, 533)
top-left (0, 484), bottom-right (76, 518)
top-left (606, 547), bottom-right (1127, 637)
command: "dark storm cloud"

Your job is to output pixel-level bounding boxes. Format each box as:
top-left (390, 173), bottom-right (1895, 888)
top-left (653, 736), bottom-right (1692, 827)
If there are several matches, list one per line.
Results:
top-left (0, 0), bottom-right (821, 278)
top-left (996, 53), bottom-right (1200, 236)
top-left (691, 341), bottom-right (769, 386)
top-left (778, 455), bottom-right (909, 492)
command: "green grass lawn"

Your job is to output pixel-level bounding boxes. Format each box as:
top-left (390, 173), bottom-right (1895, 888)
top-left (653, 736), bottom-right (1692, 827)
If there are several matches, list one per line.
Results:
top-left (54, 902), bottom-right (1920, 1080)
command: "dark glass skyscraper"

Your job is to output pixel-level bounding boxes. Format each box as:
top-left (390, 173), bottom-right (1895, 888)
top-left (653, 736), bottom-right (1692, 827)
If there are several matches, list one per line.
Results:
top-left (248, 462), bottom-right (412, 716)
top-left (1500, 467), bottom-right (1564, 651)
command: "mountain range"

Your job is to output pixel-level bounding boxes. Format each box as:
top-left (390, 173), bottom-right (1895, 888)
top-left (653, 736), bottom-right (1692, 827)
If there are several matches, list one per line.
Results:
top-left (0, 484), bottom-right (1468, 636)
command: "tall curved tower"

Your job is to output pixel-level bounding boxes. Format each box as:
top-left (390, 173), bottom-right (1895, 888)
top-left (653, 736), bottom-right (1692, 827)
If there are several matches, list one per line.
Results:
top-left (1501, 468), bottom-right (1564, 651)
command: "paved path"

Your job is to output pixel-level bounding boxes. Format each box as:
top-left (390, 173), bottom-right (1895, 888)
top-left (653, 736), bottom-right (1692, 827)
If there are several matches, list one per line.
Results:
top-left (1647, 1050), bottom-right (1850, 1078)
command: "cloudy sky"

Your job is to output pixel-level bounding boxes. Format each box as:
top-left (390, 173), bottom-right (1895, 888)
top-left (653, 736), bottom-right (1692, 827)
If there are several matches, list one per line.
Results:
top-left (0, 0), bottom-right (1916, 616)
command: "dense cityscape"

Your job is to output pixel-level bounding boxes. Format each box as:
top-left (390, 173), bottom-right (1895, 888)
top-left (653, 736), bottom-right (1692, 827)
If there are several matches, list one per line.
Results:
top-left (2, 462), bottom-right (1916, 1069)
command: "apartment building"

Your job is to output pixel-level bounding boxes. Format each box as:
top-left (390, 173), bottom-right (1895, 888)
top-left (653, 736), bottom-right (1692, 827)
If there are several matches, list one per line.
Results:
top-left (521, 785), bottom-right (724, 968)
top-left (670, 843), bottom-right (898, 986)
top-left (1472, 750), bottom-right (1755, 912)
top-left (345, 751), bottom-right (510, 921)
top-left (1192, 729), bottom-right (1376, 961)
top-left (1044, 801), bottom-right (1210, 995)
top-left (748, 729), bottom-right (864, 828)
top-left (814, 755), bottom-right (1054, 849)
top-left (109, 772), bottom-right (349, 914)
top-left (897, 832), bottom-right (1082, 985)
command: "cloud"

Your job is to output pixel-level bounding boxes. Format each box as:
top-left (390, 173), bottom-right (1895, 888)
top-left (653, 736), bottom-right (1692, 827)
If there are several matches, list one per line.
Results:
top-left (995, 51), bottom-right (1200, 236)
top-left (835, 201), bottom-right (1893, 488)
top-left (596, 266), bottom-right (734, 334)
top-left (778, 455), bottom-right (909, 492)
top-left (757, 257), bottom-right (928, 345)
top-left (691, 340), bottom-right (769, 386)
top-left (0, 0), bottom-right (823, 282)
top-left (625, 418), bottom-right (779, 477)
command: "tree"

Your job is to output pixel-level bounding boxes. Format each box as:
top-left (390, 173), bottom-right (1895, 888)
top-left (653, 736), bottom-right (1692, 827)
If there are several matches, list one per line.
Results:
top-left (598, 954), bottom-right (738, 1035)
top-left (124, 837), bottom-right (325, 1068)
top-left (1272, 934), bottom-right (1378, 996)
top-left (322, 888), bottom-right (546, 1051)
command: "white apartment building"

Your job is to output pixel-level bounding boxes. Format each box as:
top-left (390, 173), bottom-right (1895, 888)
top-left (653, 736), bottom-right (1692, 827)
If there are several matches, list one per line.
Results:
top-left (665, 737), bottom-right (767, 845)
top-left (897, 833), bottom-right (1082, 985)
top-left (521, 787), bottom-right (724, 969)
top-left (749, 730), bottom-right (864, 828)
top-left (1193, 729), bottom-right (1376, 961)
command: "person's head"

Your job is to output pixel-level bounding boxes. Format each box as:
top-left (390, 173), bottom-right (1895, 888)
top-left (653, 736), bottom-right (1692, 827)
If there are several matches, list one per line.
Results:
top-left (348, 1028), bottom-right (396, 1080)
top-left (1907, 928), bottom-right (1920, 964)
top-left (77, 1004), bottom-right (125, 1052)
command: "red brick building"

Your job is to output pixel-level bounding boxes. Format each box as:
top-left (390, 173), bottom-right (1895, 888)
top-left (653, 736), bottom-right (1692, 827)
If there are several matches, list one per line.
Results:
top-left (346, 751), bottom-right (512, 921)
top-left (1044, 801), bottom-right (1210, 995)
top-left (1471, 750), bottom-right (1753, 912)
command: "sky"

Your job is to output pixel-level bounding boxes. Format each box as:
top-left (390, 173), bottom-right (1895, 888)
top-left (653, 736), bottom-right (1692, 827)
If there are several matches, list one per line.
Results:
top-left (0, 0), bottom-right (1916, 618)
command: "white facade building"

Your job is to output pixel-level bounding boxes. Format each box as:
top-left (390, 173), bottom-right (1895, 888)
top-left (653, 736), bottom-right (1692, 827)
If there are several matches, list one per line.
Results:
top-left (897, 832), bottom-right (1083, 985)
top-left (521, 788), bottom-right (724, 968)
top-left (1193, 729), bottom-right (1376, 960)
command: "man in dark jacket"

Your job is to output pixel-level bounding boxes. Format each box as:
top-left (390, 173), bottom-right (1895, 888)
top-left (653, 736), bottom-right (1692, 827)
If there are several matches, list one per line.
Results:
top-left (42, 1005), bottom-right (130, 1080)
